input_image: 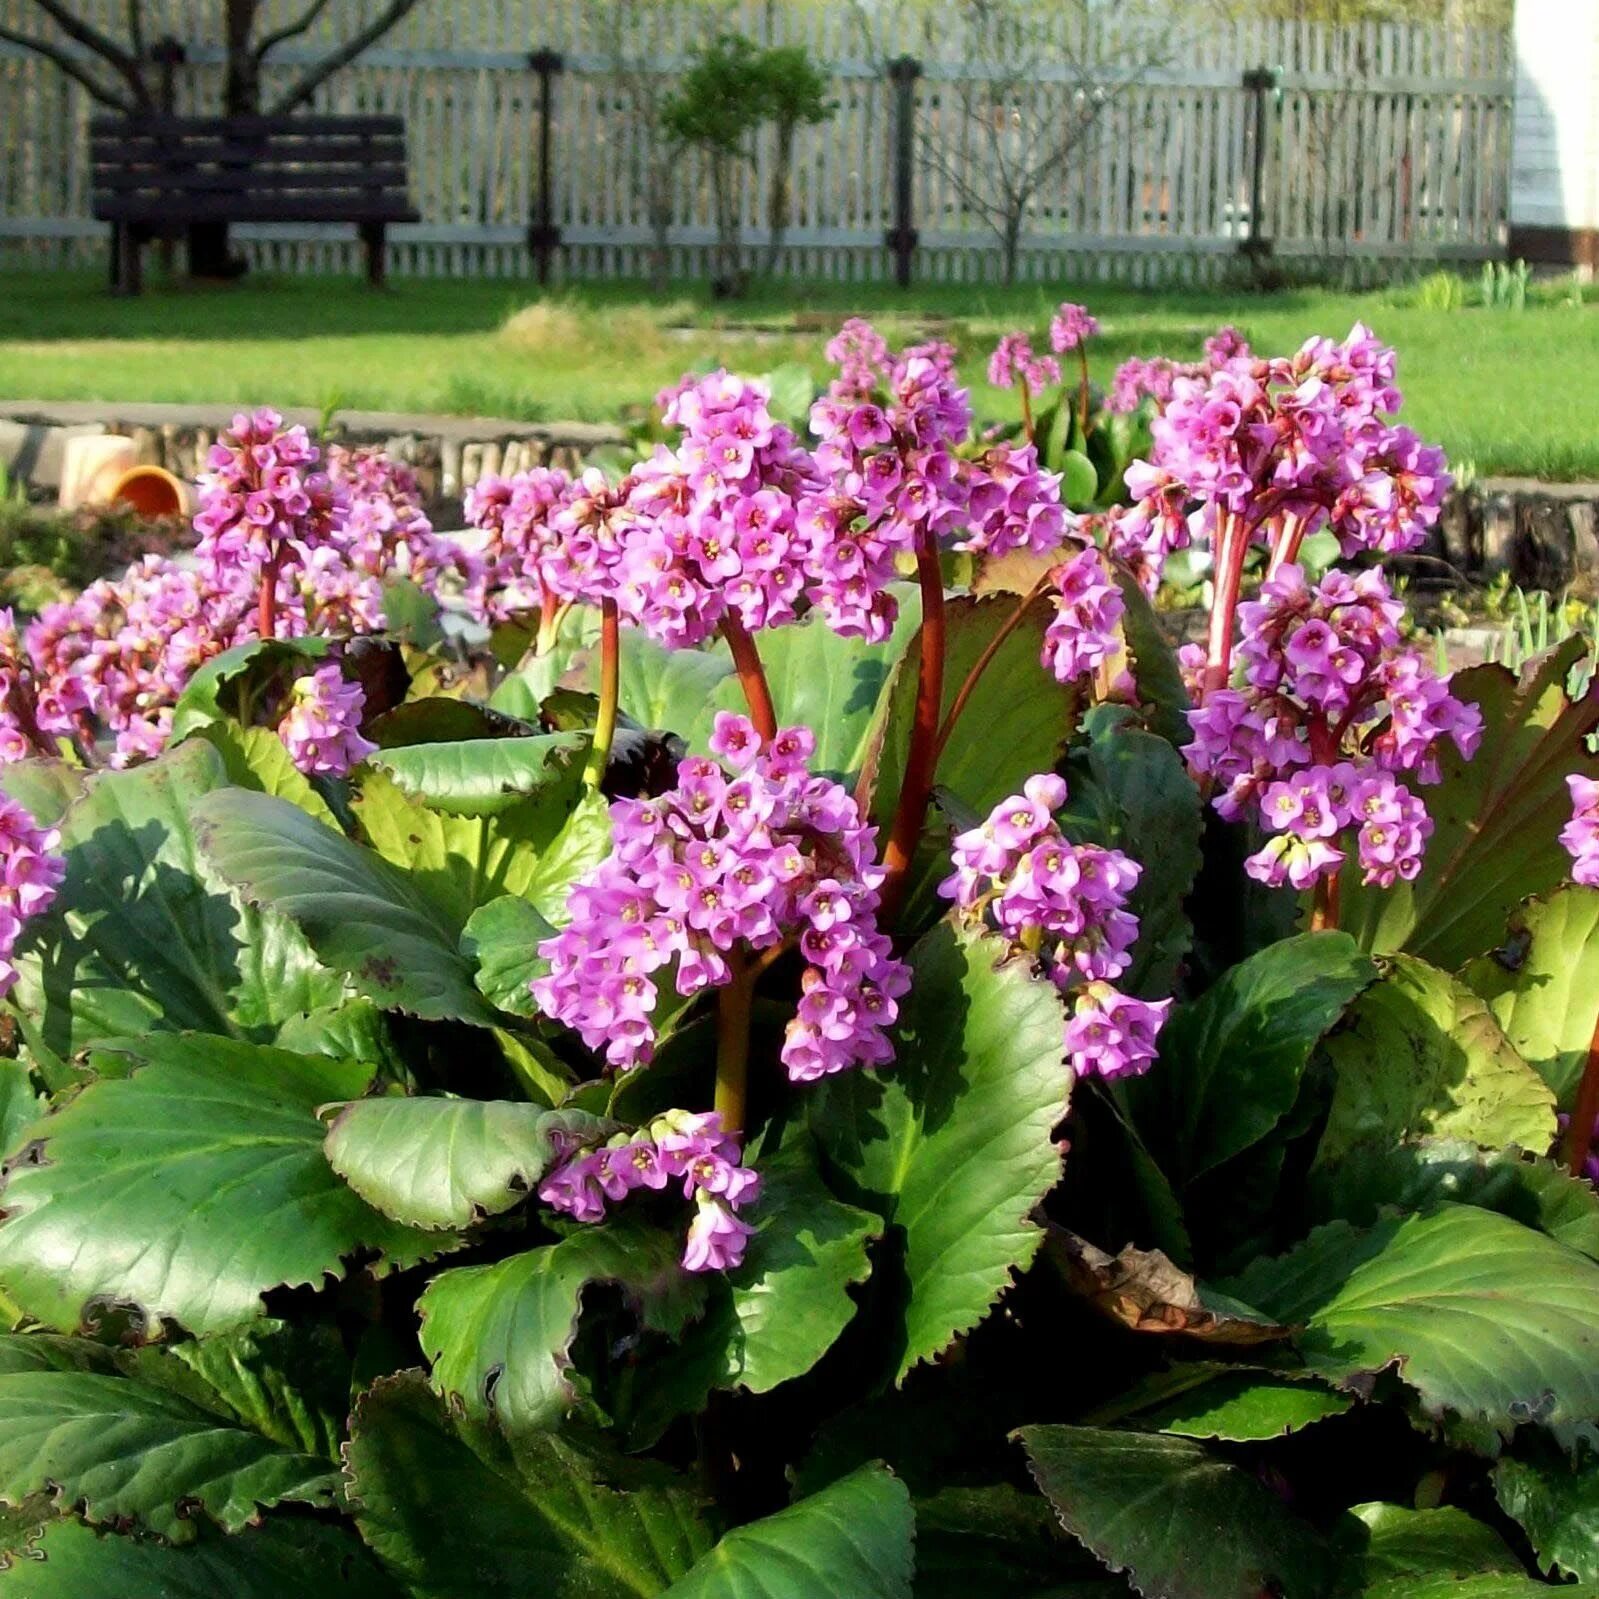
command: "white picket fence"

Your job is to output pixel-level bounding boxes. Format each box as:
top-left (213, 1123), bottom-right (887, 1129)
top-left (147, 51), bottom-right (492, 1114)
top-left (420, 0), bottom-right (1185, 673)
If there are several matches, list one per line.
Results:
top-left (0, 0), bottom-right (1515, 284)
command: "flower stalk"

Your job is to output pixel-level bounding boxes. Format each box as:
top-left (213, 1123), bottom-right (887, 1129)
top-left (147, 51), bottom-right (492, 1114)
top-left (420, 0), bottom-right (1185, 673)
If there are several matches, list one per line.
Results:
top-left (1565, 1015), bottom-right (1599, 1180)
top-left (720, 616), bottom-right (778, 747)
top-left (582, 598), bottom-right (620, 791)
top-left (258, 549), bottom-right (282, 642)
top-left (713, 947), bottom-right (756, 1138)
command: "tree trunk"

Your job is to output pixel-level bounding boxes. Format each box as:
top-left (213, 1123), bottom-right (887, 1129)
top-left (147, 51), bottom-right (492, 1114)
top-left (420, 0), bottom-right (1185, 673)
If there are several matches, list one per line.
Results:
top-left (711, 151), bottom-right (744, 298)
top-left (763, 120), bottom-right (794, 277)
top-left (189, 0), bottom-right (260, 279)
top-left (647, 151), bottom-right (673, 296)
top-left (1000, 208), bottom-right (1022, 287)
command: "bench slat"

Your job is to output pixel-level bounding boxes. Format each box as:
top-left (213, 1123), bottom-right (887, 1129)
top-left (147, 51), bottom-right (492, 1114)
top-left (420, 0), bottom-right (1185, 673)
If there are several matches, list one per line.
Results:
top-left (93, 166), bottom-right (409, 195)
top-left (94, 197), bottom-right (420, 224)
top-left (89, 114), bottom-right (404, 138)
top-left (92, 137), bottom-right (406, 167)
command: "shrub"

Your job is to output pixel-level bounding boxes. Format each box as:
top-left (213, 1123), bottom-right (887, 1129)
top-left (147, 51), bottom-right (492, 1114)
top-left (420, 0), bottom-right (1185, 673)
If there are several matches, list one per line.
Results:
top-left (0, 324), bottom-right (1596, 1595)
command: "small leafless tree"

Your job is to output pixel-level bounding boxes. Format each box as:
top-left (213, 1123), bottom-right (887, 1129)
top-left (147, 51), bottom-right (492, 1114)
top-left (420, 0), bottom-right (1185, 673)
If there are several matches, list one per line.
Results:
top-left (904, 0), bottom-right (1185, 285)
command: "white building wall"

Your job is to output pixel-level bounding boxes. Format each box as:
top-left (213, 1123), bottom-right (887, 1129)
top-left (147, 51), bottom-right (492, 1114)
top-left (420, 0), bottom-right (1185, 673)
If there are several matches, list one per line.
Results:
top-left (1512, 0), bottom-right (1599, 234)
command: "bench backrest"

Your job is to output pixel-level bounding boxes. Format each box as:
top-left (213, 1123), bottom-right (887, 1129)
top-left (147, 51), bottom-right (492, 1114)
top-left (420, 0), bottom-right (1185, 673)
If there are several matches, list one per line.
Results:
top-left (89, 115), bottom-right (414, 220)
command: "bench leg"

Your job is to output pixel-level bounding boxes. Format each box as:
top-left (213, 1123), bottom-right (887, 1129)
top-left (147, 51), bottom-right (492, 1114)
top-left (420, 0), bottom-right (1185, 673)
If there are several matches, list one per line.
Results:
top-left (361, 222), bottom-right (387, 288)
top-left (110, 224), bottom-right (143, 297)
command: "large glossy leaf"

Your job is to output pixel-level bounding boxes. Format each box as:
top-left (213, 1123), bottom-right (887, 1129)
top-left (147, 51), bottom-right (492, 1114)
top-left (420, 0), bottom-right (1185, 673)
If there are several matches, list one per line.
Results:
top-left (194, 786), bottom-right (496, 1025)
top-left (1018, 1425), bottom-right (1331, 1599)
top-left (1114, 565), bottom-right (1190, 750)
top-left (0, 1061), bottom-right (41, 1161)
top-left (1125, 932), bottom-right (1375, 1187)
top-left (629, 1143), bottom-right (881, 1438)
top-left (1129, 1368), bottom-right (1352, 1441)
top-left (1223, 1205), bottom-right (1599, 1444)
top-left (1340, 638), bottom-right (1599, 968)
top-left (811, 922), bottom-right (1069, 1382)
top-left (0, 1366), bottom-right (336, 1538)
top-left (1310, 956), bottom-right (1556, 1190)
top-left (1462, 886), bottom-right (1599, 1107)
top-left (1059, 703), bottom-right (1203, 997)
top-left (354, 769), bottom-right (610, 928)
top-left (0, 759), bottom-right (83, 828)
top-left (609, 636), bottom-right (734, 741)
top-left (862, 593), bottom-right (1080, 826)
top-left (661, 1463), bottom-right (913, 1599)
top-left (10, 741), bottom-right (345, 1061)
top-left (168, 636), bottom-right (331, 743)
top-left (368, 735), bottom-right (589, 817)
top-left (196, 722), bottom-right (341, 827)
top-left (416, 1221), bottom-right (700, 1434)
top-left (1307, 1138), bottom-right (1599, 1259)
top-left (460, 894), bottom-right (557, 1016)
top-left (1333, 1502), bottom-right (1521, 1587)
top-left (4, 1516), bottom-right (400, 1597)
top-left (344, 1372), bottom-right (712, 1598)
top-left (324, 1097), bottom-right (608, 1230)
top-left (0, 1033), bottom-right (442, 1336)
top-left (1494, 1444), bottom-right (1599, 1585)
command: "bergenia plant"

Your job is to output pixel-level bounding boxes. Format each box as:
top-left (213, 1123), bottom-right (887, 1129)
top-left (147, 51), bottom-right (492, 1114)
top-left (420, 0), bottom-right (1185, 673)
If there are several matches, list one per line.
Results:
top-left (0, 317), bottom-right (1596, 1599)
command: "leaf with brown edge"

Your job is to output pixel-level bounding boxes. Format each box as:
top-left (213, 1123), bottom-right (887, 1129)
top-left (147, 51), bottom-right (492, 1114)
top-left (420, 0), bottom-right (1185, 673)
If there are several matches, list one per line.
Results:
top-left (1043, 1230), bottom-right (1290, 1346)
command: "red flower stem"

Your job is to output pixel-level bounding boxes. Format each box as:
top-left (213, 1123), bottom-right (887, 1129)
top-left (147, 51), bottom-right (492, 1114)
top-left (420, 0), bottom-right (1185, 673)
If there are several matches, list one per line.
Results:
top-left (258, 548), bottom-right (283, 642)
top-left (535, 590), bottom-right (561, 653)
top-left (933, 569), bottom-right (1054, 763)
top-left (1077, 345), bottom-right (1091, 438)
top-left (879, 528), bottom-right (946, 921)
top-left (1265, 511), bottom-right (1306, 579)
top-left (581, 598), bottom-right (620, 791)
top-left (1019, 378), bottom-right (1035, 446)
top-left (714, 946), bottom-right (755, 1136)
top-left (1310, 871), bottom-right (1341, 933)
top-left (720, 616), bottom-right (777, 748)
top-left (1565, 1014), bottom-right (1599, 1179)
top-left (1202, 509), bottom-right (1249, 697)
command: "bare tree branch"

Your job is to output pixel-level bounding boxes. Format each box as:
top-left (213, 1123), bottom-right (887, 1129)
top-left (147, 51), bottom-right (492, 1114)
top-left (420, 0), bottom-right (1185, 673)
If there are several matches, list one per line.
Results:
top-left (269, 0), bottom-right (426, 113)
top-left (125, 0), bottom-right (144, 65)
top-left (0, 22), bottom-right (134, 110)
top-left (21, 0), bottom-right (150, 108)
top-left (253, 0), bottom-right (336, 64)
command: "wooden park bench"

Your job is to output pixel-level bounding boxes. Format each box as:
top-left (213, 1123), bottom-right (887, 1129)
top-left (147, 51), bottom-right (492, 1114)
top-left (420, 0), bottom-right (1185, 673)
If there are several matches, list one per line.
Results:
top-left (89, 114), bottom-right (419, 295)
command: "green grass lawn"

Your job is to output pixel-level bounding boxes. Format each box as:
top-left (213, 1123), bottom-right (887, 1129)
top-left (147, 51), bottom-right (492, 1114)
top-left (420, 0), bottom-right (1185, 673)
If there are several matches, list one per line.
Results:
top-left (3, 269), bottom-right (1598, 479)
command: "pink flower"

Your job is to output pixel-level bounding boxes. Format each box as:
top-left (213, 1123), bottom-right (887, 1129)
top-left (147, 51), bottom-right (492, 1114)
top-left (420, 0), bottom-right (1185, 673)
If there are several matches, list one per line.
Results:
top-left (1049, 302), bottom-right (1100, 354)
top-left (1563, 776), bottom-right (1599, 886)
top-left (0, 793), bottom-right (64, 998)
top-left (277, 663), bottom-right (376, 778)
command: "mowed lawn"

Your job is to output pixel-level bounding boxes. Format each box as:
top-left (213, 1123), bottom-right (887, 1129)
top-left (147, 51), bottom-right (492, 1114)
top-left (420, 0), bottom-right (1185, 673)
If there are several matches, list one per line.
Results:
top-left (2, 269), bottom-right (1598, 479)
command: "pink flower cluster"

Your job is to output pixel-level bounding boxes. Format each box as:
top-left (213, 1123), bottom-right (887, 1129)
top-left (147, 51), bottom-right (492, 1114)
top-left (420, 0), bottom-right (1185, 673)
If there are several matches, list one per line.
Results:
top-left (532, 712), bottom-right (909, 1079)
top-left (539, 1109), bottom-right (760, 1272)
top-left (1049, 302), bottom-right (1100, 354)
top-left (1108, 327), bottom-right (1250, 415)
top-left (988, 332), bottom-right (1060, 391)
top-left (1126, 323), bottom-right (1451, 565)
top-left (277, 663), bottom-right (376, 778)
top-left (1184, 563), bottom-right (1482, 890)
top-left (939, 773), bottom-right (1169, 1080)
top-left (0, 793), bottom-right (64, 999)
top-left (1042, 545), bottom-right (1125, 685)
top-left (462, 465), bottom-right (572, 622)
top-left (0, 608), bottom-right (92, 764)
top-left (1562, 776), bottom-right (1599, 886)
top-left (193, 408), bottom-right (342, 586)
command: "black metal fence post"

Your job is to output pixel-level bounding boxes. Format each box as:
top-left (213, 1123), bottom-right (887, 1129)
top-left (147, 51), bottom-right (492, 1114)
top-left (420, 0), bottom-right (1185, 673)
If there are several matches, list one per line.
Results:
top-left (885, 54), bottom-right (921, 288)
top-left (527, 48), bottom-right (565, 284)
top-left (1240, 66), bottom-right (1277, 275)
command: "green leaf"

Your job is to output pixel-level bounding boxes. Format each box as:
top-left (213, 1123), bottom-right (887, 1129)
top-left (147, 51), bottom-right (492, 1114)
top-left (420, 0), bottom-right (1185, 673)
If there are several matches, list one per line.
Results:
top-left (1334, 1502), bottom-right (1521, 1586)
top-left (1061, 704), bottom-right (1203, 996)
top-left (760, 361), bottom-right (814, 426)
top-left (628, 1142), bottom-right (881, 1439)
top-left (368, 735), bottom-right (589, 818)
top-left (12, 741), bottom-right (345, 1060)
top-left (862, 594), bottom-right (1080, 827)
top-left (461, 894), bottom-right (557, 1016)
top-left (275, 997), bottom-right (404, 1075)
top-left (811, 922), bottom-right (1070, 1382)
top-left (344, 1371), bottom-right (712, 1598)
top-left (196, 721), bottom-right (341, 827)
top-left (354, 770), bottom-right (610, 929)
top-left (0, 1033), bottom-right (443, 1336)
top-left (1017, 1425), bottom-right (1331, 1599)
top-left (1307, 1138), bottom-right (1599, 1259)
top-left (2, 1516), bottom-right (402, 1598)
top-left (1362, 1577), bottom-right (1566, 1599)
top-left (1126, 932), bottom-right (1376, 1187)
top-left (0, 1366), bottom-right (336, 1538)
top-left (1310, 956), bottom-right (1556, 1191)
top-left (661, 1462), bottom-right (913, 1599)
top-left (608, 636), bottom-right (734, 740)
top-left (0, 759), bottom-right (83, 828)
top-left (1058, 449), bottom-right (1099, 508)
top-left (1222, 1205), bottom-right (1599, 1445)
top-left (194, 786), bottom-right (496, 1025)
top-left (1462, 885), bottom-right (1599, 1107)
top-left (325, 1097), bottom-right (609, 1231)
top-left (367, 696), bottom-right (535, 751)
top-left (0, 1061), bottom-right (41, 1161)
top-left (1113, 565), bottom-right (1190, 750)
top-left (1494, 1443), bottom-right (1599, 1585)
top-left (703, 601), bottom-right (920, 780)
top-left (168, 635), bottom-right (332, 743)
top-left (417, 1220), bottom-right (700, 1434)
top-left (1132, 1369), bottom-right (1353, 1441)
top-left (1340, 637), bottom-right (1599, 968)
